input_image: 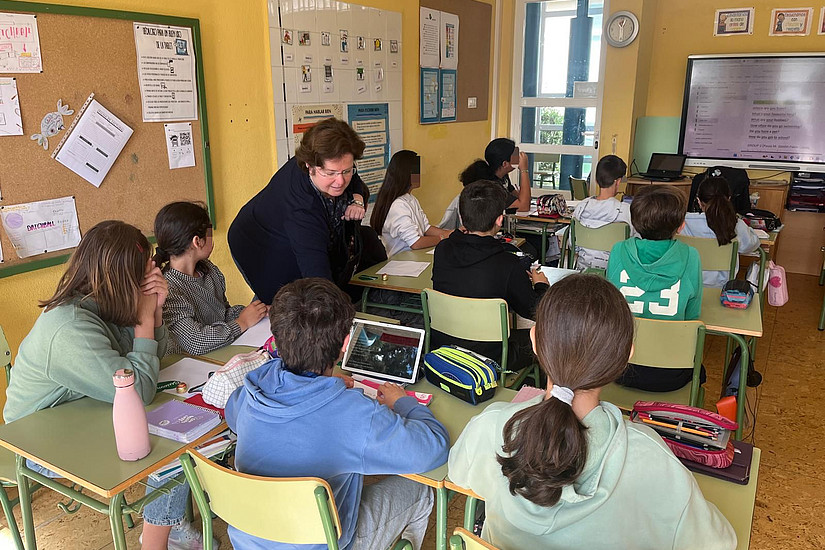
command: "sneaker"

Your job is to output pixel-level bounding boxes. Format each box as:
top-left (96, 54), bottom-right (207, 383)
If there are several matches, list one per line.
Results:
top-left (139, 521), bottom-right (220, 550)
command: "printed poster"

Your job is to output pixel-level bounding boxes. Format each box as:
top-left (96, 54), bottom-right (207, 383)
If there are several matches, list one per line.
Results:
top-left (440, 12), bottom-right (459, 70)
top-left (0, 196), bottom-right (81, 259)
top-left (0, 77), bottom-right (23, 136)
top-left (439, 69), bottom-right (457, 122)
top-left (164, 122), bottom-right (195, 169)
top-left (0, 13), bottom-right (42, 73)
top-left (714, 8), bottom-right (754, 36)
top-left (420, 68), bottom-right (440, 124)
top-left (347, 103), bottom-right (390, 200)
top-left (133, 23), bottom-right (198, 122)
top-left (419, 7), bottom-right (440, 69)
top-left (292, 104), bottom-right (344, 150)
top-left (769, 8), bottom-right (812, 36)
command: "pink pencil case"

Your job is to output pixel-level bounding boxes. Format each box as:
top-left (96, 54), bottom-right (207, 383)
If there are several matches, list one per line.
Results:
top-left (631, 401), bottom-right (738, 469)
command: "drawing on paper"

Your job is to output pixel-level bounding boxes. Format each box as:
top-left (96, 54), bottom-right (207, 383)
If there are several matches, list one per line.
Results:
top-left (357, 36), bottom-right (365, 50)
top-left (302, 65), bottom-right (312, 82)
top-left (374, 38), bottom-right (382, 51)
top-left (340, 29), bottom-right (349, 52)
top-left (30, 99), bottom-right (73, 150)
top-left (356, 67), bottom-right (365, 81)
top-left (299, 31), bottom-right (311, 46)
top-left (321, 31), bottom-right (330, 46)
top-left (390, 40), bottom-right (398, 53)
top-left (282, 29), bottom-right (293, 45)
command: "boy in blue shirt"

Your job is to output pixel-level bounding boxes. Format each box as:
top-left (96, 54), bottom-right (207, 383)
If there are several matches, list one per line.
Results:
top-left (607, 185), bottom-right (703, 391)
top-left (226, 278), bottom-right (449, 550)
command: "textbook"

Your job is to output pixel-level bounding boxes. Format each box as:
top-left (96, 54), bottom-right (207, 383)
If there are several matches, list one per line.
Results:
top-left (146, 400), bottom-right (222, 443)
top-left (148, 430), bottom-right (234, 483)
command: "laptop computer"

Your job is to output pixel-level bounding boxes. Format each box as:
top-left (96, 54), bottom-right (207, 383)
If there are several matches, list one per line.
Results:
top-left (640, 153), bottom-right (687, 181)
top-left (341, 319), bottom-right (426, 385)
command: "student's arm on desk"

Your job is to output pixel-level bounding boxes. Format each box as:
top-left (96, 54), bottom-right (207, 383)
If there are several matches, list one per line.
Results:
top-left (672, 482), bottom-right (737, 550)
top-left (505, 264), bottom-right (549, 321)
top-left (47, 318), bottom-right (166, 405)
top-left (163, 293), bottom-right (242, 356)
top-left (361, 396), bottom-right (449, 474)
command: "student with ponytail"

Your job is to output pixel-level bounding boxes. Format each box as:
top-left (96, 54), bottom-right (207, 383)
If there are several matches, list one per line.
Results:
top-left (681, 176), bottom-right (760, 287)
top-left (154, 202), bottom-right (267, 355)
top-left (448, 274), bottom-right (735, 549)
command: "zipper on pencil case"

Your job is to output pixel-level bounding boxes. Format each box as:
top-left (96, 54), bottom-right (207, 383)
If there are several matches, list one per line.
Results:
top-left (436, 351), bottom-right (490, 392)
top-left (437, 349), bottom-right (496, 389)
top-left (425, 363), bottom-right (473, 391)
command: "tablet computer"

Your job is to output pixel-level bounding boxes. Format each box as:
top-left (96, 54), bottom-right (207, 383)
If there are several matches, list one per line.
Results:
top-left (341, 319), bottom-right (426, 385)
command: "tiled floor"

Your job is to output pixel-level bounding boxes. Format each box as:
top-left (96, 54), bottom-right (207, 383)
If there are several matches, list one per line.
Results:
top-left (1, 273), bottom-right (823, 549)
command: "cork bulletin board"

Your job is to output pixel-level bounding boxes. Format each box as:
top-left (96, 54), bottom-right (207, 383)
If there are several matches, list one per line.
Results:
top-left (0, 1), bottom-right (213, 278)
top-left (420, 0), bottom-right (492, 123)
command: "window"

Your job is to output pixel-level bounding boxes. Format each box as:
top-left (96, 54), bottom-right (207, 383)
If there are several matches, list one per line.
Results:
top-left (511, 0), bottom-right (604, 190)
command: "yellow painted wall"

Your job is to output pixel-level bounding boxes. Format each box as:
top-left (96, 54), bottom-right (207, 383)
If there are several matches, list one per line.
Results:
top-left (0, 0), bottom-right (498, 411)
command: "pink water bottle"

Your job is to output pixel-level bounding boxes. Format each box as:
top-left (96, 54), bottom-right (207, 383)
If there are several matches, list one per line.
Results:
top-left (112, 369), bottom-right (151, 461)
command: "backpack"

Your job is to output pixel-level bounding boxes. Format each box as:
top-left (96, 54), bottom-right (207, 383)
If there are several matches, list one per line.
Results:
top-left (741, 208), bottom-right (781, 231)
top-left (689, 167), bottom-right (751, 213)
top-left (766, 261), bottom-right (789, 307)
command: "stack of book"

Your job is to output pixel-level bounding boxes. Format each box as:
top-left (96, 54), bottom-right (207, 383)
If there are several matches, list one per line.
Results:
top-left (146, 400), bottom-right (222, 443)
top-left (149, 431), bottom-right (234, 483)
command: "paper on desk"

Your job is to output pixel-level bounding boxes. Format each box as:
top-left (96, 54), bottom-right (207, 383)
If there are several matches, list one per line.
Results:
top-left (540, 266), bottom-right (580, 285)
top-left (232, 317), bottom-right (271, 347)
top-left (514, 208), bottom-right (537, 217)
top-left (158, 357), bottom-right (218, 396)
top-left (753, 229), bottom-right (770, 239)
top-left (376, 260), bottom-right (430, 277)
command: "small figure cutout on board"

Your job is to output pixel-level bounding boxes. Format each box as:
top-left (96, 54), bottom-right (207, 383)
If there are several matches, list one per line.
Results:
top-left (30, 99), bottom-right (73, 150)
top-left (340, 29), bottom-right (349, 52)
top-left (321, 31), bottom-right (331, 46)
top-left (357, 36), bottom-right (365, 50)
top-left (301, 65), bottom-right (311, 82)
top-left (374, 38), bottom-right (382, 51)
top-left (299, 31), bottom-right (311, 46)
top-left (356, 67), bottom-right (365, 81)
top-left (390, 40), bottom-right (398, 53)
top-left (282, 29), bottom-right (293, 45)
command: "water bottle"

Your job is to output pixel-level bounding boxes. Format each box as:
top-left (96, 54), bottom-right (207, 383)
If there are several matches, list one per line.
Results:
top-left (112, 369), bottom-right (151, 461)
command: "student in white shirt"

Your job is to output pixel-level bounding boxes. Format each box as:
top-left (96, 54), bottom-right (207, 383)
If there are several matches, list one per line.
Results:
top-left (569, 155), bottom-right (635, 269)
top-left (680, 175), bottom-right (760, 287)
top-left (371, 150), bottom-right (451, 257)
top-left (438, 160), bottom-right (495, 230)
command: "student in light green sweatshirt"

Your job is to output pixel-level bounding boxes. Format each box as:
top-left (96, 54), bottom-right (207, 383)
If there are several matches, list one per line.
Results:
top-left (606, 184), bottom-right (703, 391)
top-left (448, 275), bottom-right (735, 550)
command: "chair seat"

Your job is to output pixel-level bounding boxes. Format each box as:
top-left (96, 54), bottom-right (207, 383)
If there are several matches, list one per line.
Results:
top-left (600, 381), bottom-right (692, 411)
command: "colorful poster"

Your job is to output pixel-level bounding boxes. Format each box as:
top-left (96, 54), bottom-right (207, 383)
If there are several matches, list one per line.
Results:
top-left (420, 68), bottom-right (440, 124)
top-left (440, 12), bottom-right (459, 70)
top-left (347, 103), bottom-right (390, 200)
top-left (0, 77), bottom-right (23, 136)
top-left (419, 8), bottom-right (440, 69)
top-left (439, 69), bottom-right (456, 122)
top-left (0, 13), bottom-right (42, 73)
top-left (769, 8), bottom-right (812, 36)
top-left (164, 122), bottom-right (195, 169)
top-left (133, 23), bottom-right (198, 121)
top-left (0, 196), bottom-right (81, 259)
top-left (292, 104), bottom-right (344, 150)
top-left (714, 8), bottom-right (754, 36)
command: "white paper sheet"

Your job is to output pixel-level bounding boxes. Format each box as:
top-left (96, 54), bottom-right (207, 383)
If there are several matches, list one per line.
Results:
top-left (232, 317), bottom-right (272, 348)
top-left (0, 196), bottom-right (81, 258)
top-left (753, 229), bottom-right (770, 239)
top-left (164, 122), bottom-right (195, 169)
top-left (0, 13), bottom-right (43, 73)
top-left (376, 260), bottom-right (430, 277)
top-left (157, 357), bottom-right (218, 397)
top-left (440, 11), bottom-right (459, 70)
top-left (539, 266), bottom-right (581, 286)
top-left (133, 23), bottom-right (198, 122)
top-left (0, 77), bottom-right (23, 136)
top-left (55, 100), bottom-right (133, 188)
top-left (419, 8), bottom-right (440, 69)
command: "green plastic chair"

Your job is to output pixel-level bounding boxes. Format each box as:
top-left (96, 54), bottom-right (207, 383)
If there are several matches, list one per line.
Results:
top-left (569, 176), bottom-right (589, 200)
top-left (0, 327), bottom-right (27, 550)
top-left (449, 527), bottom-right (499, 550)
top-left (675, 234), bottom-right (739, 281)
top-left (560, 219), bottom-right (630, 269)
top-left (421, 289), bottom-right (539, 388)
top-left (181, 450), bottom-right (412, 550)
top-left (599, 318), bottom-right (706, 411)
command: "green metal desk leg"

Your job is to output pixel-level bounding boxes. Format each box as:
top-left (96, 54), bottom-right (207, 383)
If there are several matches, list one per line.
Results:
top-left (14, 455), bottom-right (36, 550)
top-left (463, 496), bottom-right (478, 531)
top-left (435, 486), bottom-right (449, 550)
top-left (540, 226), bottom-right (548, 265)
top-left (360, 287), bottom-right (369, 313)
top-left (108, 493), bottom-right (128, 550)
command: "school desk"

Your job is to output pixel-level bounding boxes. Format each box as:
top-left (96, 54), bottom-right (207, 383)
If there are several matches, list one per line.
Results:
top-left (509, 213), bottom-right (570, 264)
top-left (0, 355), bottom-right (228, 550)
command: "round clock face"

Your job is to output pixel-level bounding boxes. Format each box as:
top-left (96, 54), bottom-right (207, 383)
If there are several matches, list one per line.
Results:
top-left (606, 11), bottom-right (639, 48)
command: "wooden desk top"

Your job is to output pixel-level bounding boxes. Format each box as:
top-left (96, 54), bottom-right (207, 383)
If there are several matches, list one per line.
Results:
top-left (699, 287), bottom-right (763, 337)
top-left (350, 248), bottom-right (435, 294)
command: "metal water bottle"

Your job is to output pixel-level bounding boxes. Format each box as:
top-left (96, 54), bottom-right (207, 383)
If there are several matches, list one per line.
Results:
top-left (112, 369), bottom-right (151, 461)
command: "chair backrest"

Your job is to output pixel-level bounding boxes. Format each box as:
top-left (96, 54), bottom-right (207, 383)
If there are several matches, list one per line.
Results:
top-left (571, 219), bottom-right (630, 253)
top-left (181, 451), bottom-right (343, 546)
top-left (449, 528), bottom-right (500, 550)
top-left (0, 326), bottom-right (11, 385)
top-left (569, 176), bottom-right (589, 200)
top-left (630, 318), bottom-right (705, 370)
top-left (676, 234), bottom-right (738, 279)
top-left (421, 289), bottom-right (509, 368)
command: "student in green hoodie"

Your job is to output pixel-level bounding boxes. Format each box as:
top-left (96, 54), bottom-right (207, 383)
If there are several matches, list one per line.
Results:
top-left (606, 185), bottom-right (703, 391)
top-left (448, 275), bottom-right (734, 549)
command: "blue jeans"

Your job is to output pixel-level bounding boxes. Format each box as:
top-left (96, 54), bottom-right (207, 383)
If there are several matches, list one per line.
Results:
top-left (26, 459), bottom-right (188, 527)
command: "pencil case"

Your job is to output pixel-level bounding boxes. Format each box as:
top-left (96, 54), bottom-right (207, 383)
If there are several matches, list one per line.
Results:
top-left (720, 280), bottom-right (754, 309)
top-left (630, 401), bottom-right (738, 468)
top-left (202, 349), bottom-right (271, 409)
top-left (424, 346), bottom-right (498, 405)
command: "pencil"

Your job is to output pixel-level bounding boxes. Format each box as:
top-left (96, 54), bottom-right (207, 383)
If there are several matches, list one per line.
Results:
top-left (639, 416), bottom-right (718, 439)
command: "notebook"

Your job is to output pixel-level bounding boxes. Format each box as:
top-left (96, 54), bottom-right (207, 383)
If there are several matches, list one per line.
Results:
top-left (341, 319), bottom-right (426, 385)
top-left (680, 439), bottom-right (754, 485)
top-left (146, 399), bottom-right (222, 443)
top-left (640, 153), bottom-right (687, 181)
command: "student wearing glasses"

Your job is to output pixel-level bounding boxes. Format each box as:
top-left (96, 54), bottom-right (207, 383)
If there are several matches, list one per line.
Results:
top-left (229, 118), bottom-right (378, 304)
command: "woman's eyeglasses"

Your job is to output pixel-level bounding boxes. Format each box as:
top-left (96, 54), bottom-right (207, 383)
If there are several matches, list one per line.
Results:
top-left (315, 165), bottom-right (357, 178)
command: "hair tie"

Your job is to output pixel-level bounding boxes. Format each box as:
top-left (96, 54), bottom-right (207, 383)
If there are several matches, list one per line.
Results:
top-left (549, 385), bottom-right (574, 406)
top-left (136, 242), bottom-right (144, 253)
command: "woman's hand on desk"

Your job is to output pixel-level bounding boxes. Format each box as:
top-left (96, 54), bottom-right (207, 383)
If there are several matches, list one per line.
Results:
top-left (377, 382), bottom-right (406, 409)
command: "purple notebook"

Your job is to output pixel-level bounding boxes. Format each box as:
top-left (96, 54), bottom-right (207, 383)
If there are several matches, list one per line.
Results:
top-left (681, 439), bottom-right (754, 485)
top-left (146, 400), bottom-right (221, 443)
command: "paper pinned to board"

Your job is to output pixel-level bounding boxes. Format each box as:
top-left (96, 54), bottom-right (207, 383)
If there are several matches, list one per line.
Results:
top-left (376, 260), bottom-right (430, 277)
top-left (54, 99), bottom-right (133, 187)
top-left (419, 8), bottom-right (440, 69)
top-left (440, 11), bottom-right (459, 70)
top-left (0, 196), bottom-right (80, 258)
top-left (164, 122), bottom-right (195, 169)
top-left (232, 317), bottom-right (271, 348)
top-left (0, 78), bottom-right (23, 136)
top-left (0, 13), bottom-right (43, 73)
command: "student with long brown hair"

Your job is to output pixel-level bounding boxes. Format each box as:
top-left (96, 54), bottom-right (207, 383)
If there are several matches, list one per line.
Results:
top-left (681, 175), bottom-right (760, 287)
top-left (3, 221), bottom-right (217, 550)
top-left (448, 274), bottom-right (735, 549)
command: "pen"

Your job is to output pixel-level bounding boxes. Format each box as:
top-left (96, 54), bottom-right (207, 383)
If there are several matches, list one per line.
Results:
top-left (638, 415), bottom-right (718, 439)
top-left (358, 275), bottom-right (378, 281)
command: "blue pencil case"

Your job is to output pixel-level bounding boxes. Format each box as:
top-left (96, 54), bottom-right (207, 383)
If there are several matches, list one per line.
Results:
top-left (424, 346), bottom-right (498, 405)
top-left (720, 280), bottom-right (754, 309)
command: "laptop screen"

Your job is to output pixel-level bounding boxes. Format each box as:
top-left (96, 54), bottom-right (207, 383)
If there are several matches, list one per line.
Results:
top-left (648, 153), bottom-right (687, 174)
top-left (341, 320), bottom-right (425, 384)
